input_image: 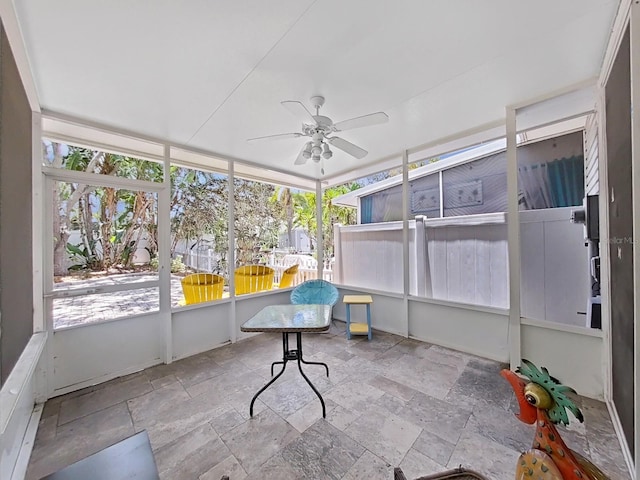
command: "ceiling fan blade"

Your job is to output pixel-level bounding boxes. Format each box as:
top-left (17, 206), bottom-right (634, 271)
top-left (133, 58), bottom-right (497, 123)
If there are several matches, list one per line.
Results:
top-left (247, 132), bottom-right (303, 143)
top-left (281, 100), bottom-right (316, 124)
top-left (333, 112), bottom-right (389, 132)
top-left (326, 136), bottom-right (368, 159)
top-left (294, 144), bottom-right (309, 165)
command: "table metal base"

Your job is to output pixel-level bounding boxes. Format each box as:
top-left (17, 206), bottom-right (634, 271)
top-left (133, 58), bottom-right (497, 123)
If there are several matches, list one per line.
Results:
top-left (250, 332), bottom-right (329, 418)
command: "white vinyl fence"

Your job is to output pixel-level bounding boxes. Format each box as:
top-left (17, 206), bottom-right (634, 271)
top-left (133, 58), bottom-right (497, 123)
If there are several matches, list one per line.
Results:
top-left (334, 208), bottom-right (589, 326)
top-left (174, 247), bottom-right (220, 273)
top-left (268, 254), bottom-right (333, 285)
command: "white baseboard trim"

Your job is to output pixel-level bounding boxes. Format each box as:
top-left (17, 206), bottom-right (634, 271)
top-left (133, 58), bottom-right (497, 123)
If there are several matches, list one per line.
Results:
top-left (51, 359), bottom-right (161, 398)
top-left (409, 333), bottom-right (508, 363)
top-left (0, 333), bottom-right (47, 480)
top-left (607, 398), bottom-right (635, 479)
top-left (172, 340), bottom-right (232, 362)
top-left (11, 403), bottom-right (43, 480)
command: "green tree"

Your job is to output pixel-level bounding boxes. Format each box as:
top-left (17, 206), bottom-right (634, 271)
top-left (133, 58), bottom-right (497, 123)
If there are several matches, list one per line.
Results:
top-left (322, 184), bottom-right (359, 257)
top-left (270, 186), bottom-right (295, 250)
top-left (234, 178), bottom-right (281, 266)
top-left (291, 184), bottom-right (359, 259)
top-left (292, 192), bottom-right (317, 251)
top-left (170, 168), bottom-right (228, 274)
top-left (47, 142), bottom-right (162, 275)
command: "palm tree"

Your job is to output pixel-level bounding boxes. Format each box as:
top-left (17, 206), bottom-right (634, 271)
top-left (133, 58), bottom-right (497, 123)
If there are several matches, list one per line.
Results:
top-left (293, 192), bottom-right (317, 251)
top-left (271, 186), bottom-right (295, 250)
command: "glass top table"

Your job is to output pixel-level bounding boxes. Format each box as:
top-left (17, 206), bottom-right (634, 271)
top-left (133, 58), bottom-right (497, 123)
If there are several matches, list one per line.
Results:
top-left (240, 304), bottom-right (332, 417)
top-left (240, 304), bottom-right (331, 333)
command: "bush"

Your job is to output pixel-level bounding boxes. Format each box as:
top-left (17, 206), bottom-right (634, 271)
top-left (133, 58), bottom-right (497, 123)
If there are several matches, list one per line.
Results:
top-left (149, 255), bottom-right (187, 274)
top-left (171, 257), bottom-right (186, 273)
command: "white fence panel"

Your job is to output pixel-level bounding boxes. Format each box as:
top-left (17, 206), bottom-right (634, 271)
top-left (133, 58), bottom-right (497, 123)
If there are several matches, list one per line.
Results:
top-left (335, 209), bottom-right (588, 321)
top-left (420, 221), bottom-right (508, 308)
top-left (335, 222), bottom-right (407, 293)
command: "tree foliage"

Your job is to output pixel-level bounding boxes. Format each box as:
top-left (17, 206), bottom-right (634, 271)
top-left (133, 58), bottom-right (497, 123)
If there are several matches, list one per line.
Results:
top-left (47, 142), bottom-right (162, 275)
top-left (291, 184), bottom-right (359, 258)
top-left (47, 141), bottom-right (362, 278)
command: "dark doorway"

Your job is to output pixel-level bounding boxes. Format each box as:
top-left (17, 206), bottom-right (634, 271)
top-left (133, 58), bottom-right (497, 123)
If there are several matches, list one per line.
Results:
top-left (605, 25), bottom-right (634, 456)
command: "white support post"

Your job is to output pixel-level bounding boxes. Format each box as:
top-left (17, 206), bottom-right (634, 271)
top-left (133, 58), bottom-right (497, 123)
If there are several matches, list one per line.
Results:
top-left (159, 145), bottom-right (172, 363)
top-left (31, 111), bottom-right (48, 403)
top-left (597, 87), bottom-right (614, 405)
top-left (333, 223), bottom-right (342, 284)
top-left (630, 2), bottom-right (640, 473)
top-left (506, 107), bottom-right (522, 370)
top-left (32, 111), bottom-right (44, 335)
top-left (415, 215), bottom-right (429, 297)
top-left (43, 176), bottom-right (55, 398)
top-left (228, 162), bottom-right (236, 343)
top-left (402, 150), bottom-right (410, 337)
top-left (316, 180), bottom-right (323, 280)
top-left (438, 170), bottom-right (444, 218)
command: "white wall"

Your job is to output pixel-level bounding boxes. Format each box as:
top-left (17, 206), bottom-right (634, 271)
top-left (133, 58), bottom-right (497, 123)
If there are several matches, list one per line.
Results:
top-left (585, 113), bottom-right (599, 196)
top-left (173, 302), bottom-right (231, 360)
top-left (49, 289), bottom-right (294, 394)
top-left (52, 314), bottom-right (163, 394)
top-left (521, 321), bottom-right (604, 399)
top-left (408, 298), bottom-right (510, 362)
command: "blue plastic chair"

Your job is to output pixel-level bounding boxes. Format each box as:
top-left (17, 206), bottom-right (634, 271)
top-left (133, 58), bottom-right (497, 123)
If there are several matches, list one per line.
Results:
top-left (290, 279), bottom-right (339, 307)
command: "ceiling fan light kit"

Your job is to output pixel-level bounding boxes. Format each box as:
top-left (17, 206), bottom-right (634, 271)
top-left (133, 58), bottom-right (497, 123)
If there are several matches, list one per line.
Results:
top-left (322, 143), bottom-right (332, 159)
top-left (248, 95), bottom-right (389, 170)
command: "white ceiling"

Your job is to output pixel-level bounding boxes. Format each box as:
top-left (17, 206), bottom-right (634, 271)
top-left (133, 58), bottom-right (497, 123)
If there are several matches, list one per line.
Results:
top-left (16, 0), bottom-right (618, 181)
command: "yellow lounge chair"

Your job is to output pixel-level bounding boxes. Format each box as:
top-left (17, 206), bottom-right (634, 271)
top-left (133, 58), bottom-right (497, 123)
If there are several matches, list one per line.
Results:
top-left (278, 264), bottom-right (299, 288)
top-left (180, 273), bottom-right (224, 305)
top-left (234, 265), bottom-right (275, 295)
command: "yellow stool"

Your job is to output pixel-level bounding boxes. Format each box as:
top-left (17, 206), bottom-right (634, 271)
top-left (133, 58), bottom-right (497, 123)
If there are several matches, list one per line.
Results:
top-left (343, 294), bottom-right (373, 340)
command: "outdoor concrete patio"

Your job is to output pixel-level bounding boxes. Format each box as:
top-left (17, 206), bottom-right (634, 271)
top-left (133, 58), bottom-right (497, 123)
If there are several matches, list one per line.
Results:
top-left (53, 274), bottom-right (190, 329)
top-left (26, 323), bottom-right (629, 480)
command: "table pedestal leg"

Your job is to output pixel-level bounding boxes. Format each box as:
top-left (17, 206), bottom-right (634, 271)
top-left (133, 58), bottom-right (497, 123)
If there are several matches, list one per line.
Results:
top-left (250, 361), bottom-right (287, 417)
top-left (295, 333), bottom-right (326, 417)
top-left (270, 333), bottom-right (290, 376)
top-left (297, 333), bottom-right (329, 376)
top-left (249, 332), bottom-right (329, 418)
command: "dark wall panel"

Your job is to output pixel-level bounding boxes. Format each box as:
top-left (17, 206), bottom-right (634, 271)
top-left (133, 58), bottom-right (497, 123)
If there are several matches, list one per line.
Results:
top-left (0, 22), bottom-right (34, 384)
top-left (605, 26), bottom-right (634, 455)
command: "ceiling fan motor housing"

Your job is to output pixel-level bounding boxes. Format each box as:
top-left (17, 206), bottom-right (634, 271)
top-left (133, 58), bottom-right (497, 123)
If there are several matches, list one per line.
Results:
top-left (310, 95), bottom-right (325, 109)
top-left (303, 116), bottom-right (334, 136)
top-left (248, 95), bottom-right (388, 167)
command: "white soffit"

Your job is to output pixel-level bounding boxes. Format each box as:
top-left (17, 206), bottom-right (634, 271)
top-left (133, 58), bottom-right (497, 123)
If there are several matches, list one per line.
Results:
top-left (17, 1), bottom-right (617, 180)
top-left (515, 84), bottom-right (597, 132)
top-left (43, 116), bottom-right (317, 190)
top-left (519, 115), bottom-right (588, 144)
top-left (42, 117), bottom-right (165, 162)
top-left (171, 147), bottom-right (316, 190)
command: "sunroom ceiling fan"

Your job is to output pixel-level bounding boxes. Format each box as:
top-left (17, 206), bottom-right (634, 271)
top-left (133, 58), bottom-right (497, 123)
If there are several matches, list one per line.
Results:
top-left (247, 96), bottom-right (388, 171)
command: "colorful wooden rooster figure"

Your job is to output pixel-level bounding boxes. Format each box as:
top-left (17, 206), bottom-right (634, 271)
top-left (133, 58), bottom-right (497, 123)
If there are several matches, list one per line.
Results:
top-left (501, 360), bottom-right (609, 480)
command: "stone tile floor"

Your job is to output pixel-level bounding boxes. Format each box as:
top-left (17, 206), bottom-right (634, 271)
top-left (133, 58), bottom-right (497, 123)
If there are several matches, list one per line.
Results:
top-left (27, 322), bottom-right (630, 480)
